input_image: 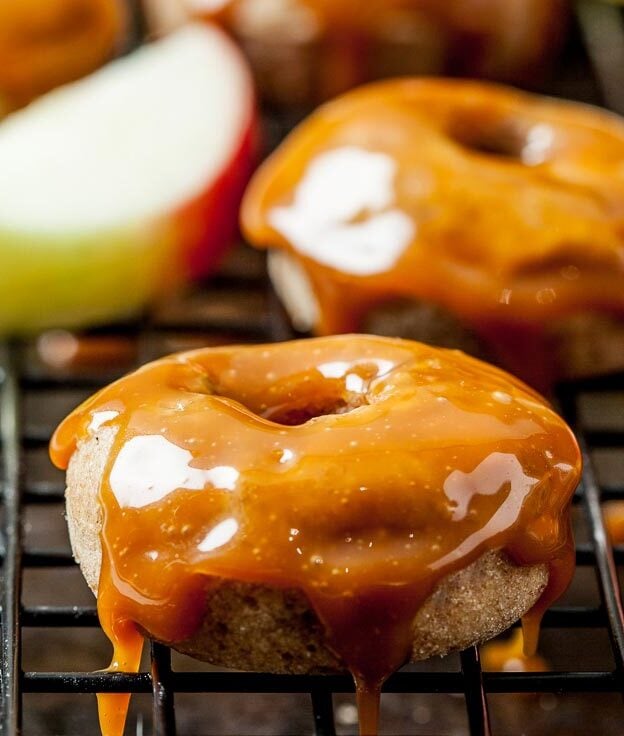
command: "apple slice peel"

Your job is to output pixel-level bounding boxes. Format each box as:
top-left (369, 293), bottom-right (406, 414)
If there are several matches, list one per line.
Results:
top-left (0, 23), bottom-right (255, 334)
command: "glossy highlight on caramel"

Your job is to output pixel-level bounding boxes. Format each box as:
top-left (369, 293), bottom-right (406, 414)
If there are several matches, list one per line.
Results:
top-left (50, 335), bottom-right (581, 735)
top-left (242, 79), bottom-right (624, 387)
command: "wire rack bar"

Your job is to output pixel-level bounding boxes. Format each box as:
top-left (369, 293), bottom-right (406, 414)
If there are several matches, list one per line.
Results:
top-left (310, 688), bottom-right (336, 736)
top-left (578, 436), bottom-right (624, 672)
top-left (0, 344), bottom-right (23, 735)
top-left (576, 0), bottom-right (624, 114)
top-left (21, 669), bottom-right (623, 695)
top-left (460, 647), bottom-right (491, 736)
top-left (20, 607), bottom-right (99, 627)
top-left (557, 381), bottom-right (624, 676)
top-left (151, 642), bottom-right (176, 736)
top-left (4, 603), bottom-right (606, 630)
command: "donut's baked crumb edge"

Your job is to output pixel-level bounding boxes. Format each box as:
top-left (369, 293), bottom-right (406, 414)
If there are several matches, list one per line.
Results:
top-left (66, 427), bottom-right (548, 672)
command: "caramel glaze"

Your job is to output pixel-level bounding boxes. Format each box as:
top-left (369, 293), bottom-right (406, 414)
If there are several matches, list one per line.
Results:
top-left (603, 501), bottom-right (624, 545)
top-left (242, 79), bottom-right (624, 390)
top-left (50, 335), bottom-right (581, 736)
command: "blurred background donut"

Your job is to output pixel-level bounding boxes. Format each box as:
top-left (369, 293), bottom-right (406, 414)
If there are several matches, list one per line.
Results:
top-left (144, 0), bottom-right (569, 106)
top-left (0, 0), bottom-right (126, 112)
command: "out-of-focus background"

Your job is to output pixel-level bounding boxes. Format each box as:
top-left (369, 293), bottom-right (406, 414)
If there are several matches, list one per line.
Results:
top-left (1, 1), bottom-right (624, 735)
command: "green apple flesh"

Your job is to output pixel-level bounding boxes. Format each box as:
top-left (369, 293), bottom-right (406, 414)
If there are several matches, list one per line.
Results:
top-left (0, 23), bottom-right (254, 334)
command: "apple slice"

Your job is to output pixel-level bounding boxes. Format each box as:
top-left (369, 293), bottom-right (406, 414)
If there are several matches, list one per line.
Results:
top-left (0, 23), bottom-right (256, 335)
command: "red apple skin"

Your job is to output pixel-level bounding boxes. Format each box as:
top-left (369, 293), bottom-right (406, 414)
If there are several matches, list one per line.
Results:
top-left (176, 107), bottom-right (259, 280)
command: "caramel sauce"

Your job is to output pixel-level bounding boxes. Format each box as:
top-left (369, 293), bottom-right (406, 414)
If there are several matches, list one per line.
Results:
top-left (50, 335), bottom-right (581, 735)
top-left (481, 628), bottom-right (546, 672)
top-left (36, 331), bottom-right (137, 371)
top-left (242, 79), bottom-right (624, 388)
top-left (603, 501), bottom-right (624, 545)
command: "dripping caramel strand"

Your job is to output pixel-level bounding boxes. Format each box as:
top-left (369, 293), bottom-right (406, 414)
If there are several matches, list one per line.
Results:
top-left (481, 628), bottom-right (547, 673)
top-left (50, 336), bottom-right (581, 736)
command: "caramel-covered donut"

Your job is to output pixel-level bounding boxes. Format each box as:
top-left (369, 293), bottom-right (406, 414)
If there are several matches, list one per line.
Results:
top-left (242, 78), bottom-right (624, 388)
top-left (0, 0), bottom-right (124, 111)
top-left (145, 0), bottom-right (567, 105)
top-left (51, 335), bottom-right (580, 736)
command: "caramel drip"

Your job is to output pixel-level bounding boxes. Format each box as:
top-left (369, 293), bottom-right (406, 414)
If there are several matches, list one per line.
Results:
top-left (242, 79), bottom-right (624, 388)
top-left (603, 501), bottom-right (624, 545)
top-left (481, 628), bottom-right (546, 672)
top-left (356, 682), bottom-right (382, 736)
top-left (94, 534), bottom-right (145, 736)
top-left (50, 336), bottom-right (581, 736)
top-left (96, 614), bottom-right (143, 736)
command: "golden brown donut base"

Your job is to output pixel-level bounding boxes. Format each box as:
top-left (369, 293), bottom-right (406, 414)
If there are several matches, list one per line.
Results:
top-left (367, 308), bottom-right (624, 383)
top-left (66, 426), bottom-right (548, 671)
top-left (269, 251), bottom-right (624, 383)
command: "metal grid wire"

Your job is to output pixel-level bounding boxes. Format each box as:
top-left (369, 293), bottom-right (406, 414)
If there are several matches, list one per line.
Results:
top-left (2, 2), bottom-right (624, 734)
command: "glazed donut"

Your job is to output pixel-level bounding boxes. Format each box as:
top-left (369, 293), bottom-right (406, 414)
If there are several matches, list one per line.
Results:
top-left (242, 78), bottom-right (624, 390)
top-left (51, 335), bottom-right (581, 736)
top-left (144, 0), bottom-right (567, 105)
top-left (0, 0), bottom-right (125, 112)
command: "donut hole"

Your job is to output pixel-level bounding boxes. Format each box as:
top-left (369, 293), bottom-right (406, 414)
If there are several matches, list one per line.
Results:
top-left (190, 363), bottom-right (372, 426)
top-left (448, 116), bottom-right (549, 164)
top-left (451, 122), bottom-right (525, 159)
top-left (263, 392), bottom-right (368, 426)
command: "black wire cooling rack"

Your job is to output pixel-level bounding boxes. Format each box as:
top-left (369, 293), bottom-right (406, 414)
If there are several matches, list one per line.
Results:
top-left (2, 2), bottom-right (624, 734)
